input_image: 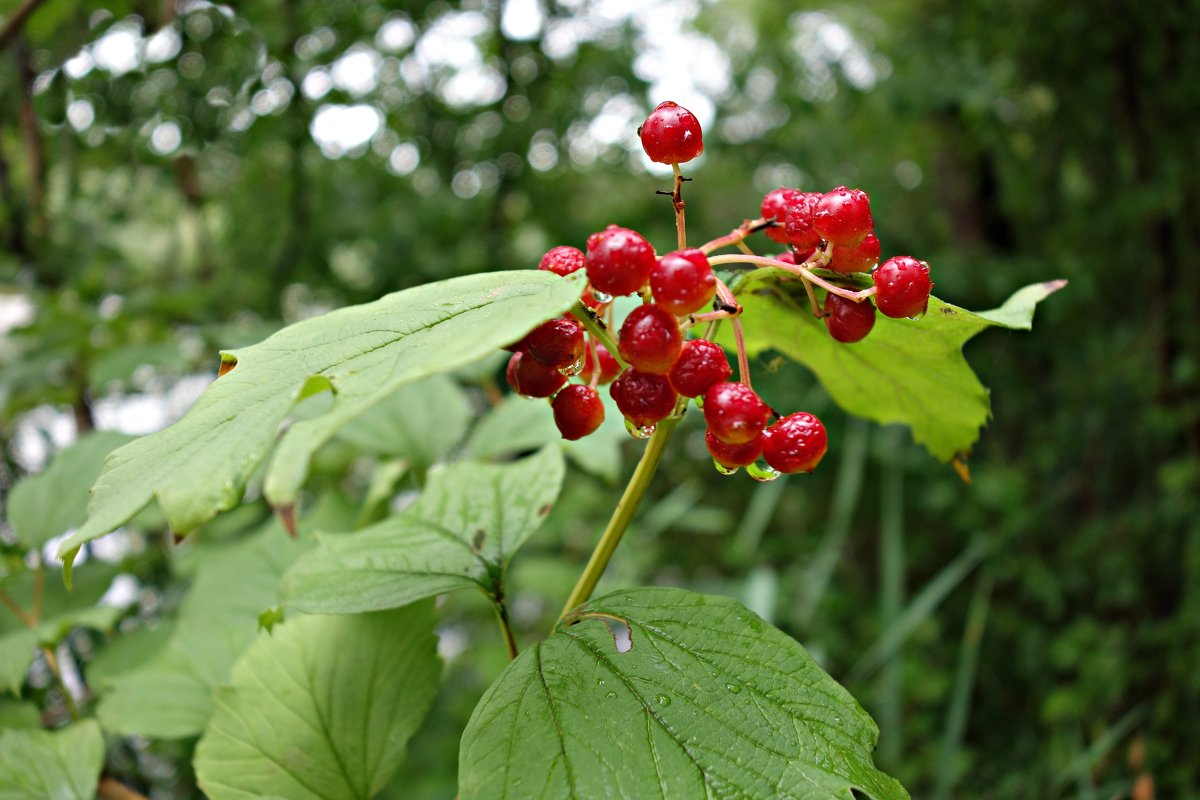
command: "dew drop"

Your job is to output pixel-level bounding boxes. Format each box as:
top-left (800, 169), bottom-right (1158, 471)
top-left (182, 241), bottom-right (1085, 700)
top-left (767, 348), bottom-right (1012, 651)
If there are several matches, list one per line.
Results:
top-left (725, 682), bottom-right (742, 694)
top-left (592, 290), bottom-right (613, 303)
top-left (712, 458), bottom-right (738, 476)
top-left (746, 462), bottom-right (781, 482)
top-left (625, 418), bottom-right (655, 439)
top-left (605, 691), bottom-right (617, 700)
top-left (655, 693), bottom-right (672, 706)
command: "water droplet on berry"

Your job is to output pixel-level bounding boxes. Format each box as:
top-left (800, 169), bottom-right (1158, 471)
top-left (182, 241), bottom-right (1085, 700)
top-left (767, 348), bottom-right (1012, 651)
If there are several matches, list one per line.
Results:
top-left (559, 355), bottom-right (585, 377)
top-left (592, 290), bottom-right (613, 303)
top-left (712, 458), bottom-right (738, 476)
top-left (624, 418), bottom-right (655, 439)
top-left (907, 309), bottom-right (928, 321)
top-left (746, 462), bottom-right (781, 482)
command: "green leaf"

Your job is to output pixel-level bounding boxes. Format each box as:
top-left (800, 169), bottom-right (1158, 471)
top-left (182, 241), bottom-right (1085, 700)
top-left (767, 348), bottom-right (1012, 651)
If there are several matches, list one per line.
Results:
top-left (57, 270), bottom-right (583, 566)
top-left (0, 719), bottom-right (105, 799)
top-left (0, 629), bottom-right (37, 696)
top-left (467, 392), bottom-right (625, 483)
top-left (280, 447), bottom-right (564, 614)
top-left (733, 280), bottom-right (1065, 461)
top-left (459, 587), bottom-right (908, 800)
top-left (95, 520), bottom-right (314, 739)
top-left (336, 374), bottom-right (472, 471)
top-left (0, 699), bottom-right (41, 729)
top-left (194, 604), bottom-right (440, 800)
top-left (6, 431), bottom-right (136, 549)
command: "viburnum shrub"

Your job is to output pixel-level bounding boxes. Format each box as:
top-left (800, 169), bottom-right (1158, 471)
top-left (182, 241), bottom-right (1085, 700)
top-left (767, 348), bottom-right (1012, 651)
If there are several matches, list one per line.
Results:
top-left (13, 100), bottom-right (1062, 800)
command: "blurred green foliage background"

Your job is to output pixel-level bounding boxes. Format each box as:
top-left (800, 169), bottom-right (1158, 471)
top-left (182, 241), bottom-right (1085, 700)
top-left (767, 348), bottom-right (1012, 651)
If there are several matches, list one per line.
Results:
top-left (1, 0), bottom-right (1197, 796)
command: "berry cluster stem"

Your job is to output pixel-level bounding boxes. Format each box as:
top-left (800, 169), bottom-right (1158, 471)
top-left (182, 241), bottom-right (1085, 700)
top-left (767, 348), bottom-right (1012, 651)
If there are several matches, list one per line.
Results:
top-left (572, 301), bottom-right (628, 369)
top-left (556, 414), bottom-right (680, 624)
top-left (670, 163), bottom-right (687, 249)
top-left (699, 217), bottom-right (774, 255)
top-left (707, 253), bottom-right (877, 303)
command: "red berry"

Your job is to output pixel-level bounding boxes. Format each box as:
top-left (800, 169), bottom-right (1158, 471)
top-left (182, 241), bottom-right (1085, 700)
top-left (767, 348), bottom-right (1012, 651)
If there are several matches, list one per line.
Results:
top-left (618, 304), bottom-right (682, 374)
top-left (506, 352), bottom-right (567, 398)
top-left (669, 339), bottom-right (731, 397)
top-left (702, 382), bottom-right (771, 445)
top-left (761, 188), bottom-right (800, 245)
top-left (610, 369), bottom-right (677, 428)
top-left (580, 342), bottom-right (621, 385)
top-left (538, 245), bottom-right (585, 277)
top-left (761, 412), bottom-right (827, 473)
top-left (774, 251), bottom-right (796, 265)
top-left (525, 317), bottom-right (584, 370)
top-left (828, 232), bottom-right (881, 274)
top-left (552, 385), bottom-right (605, 440)
top-left (638, 101), bottom-right (703, 165)
top-left (813, 186), bottom-right (874, 246)
top-left (782, 191), bottom-right (824, 251)
top-left (823, 293), bottom-right (876, 343)
top-left (705, 431), bottom-right (763, 470)
top-left (585, 225), bottom-right (656, 297)
top-left (873, 256), bottom-right (933, 318)
top-left (650, 249), bottom-right (716, 316)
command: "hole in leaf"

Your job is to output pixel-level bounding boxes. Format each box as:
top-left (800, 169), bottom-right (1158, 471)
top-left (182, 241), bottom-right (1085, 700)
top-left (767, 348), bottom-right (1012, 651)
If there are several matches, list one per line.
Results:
top-left (602, 617), bottom-right (633, 654)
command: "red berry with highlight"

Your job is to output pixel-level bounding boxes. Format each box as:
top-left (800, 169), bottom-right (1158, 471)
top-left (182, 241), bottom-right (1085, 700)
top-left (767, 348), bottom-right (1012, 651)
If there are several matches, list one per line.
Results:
top-left (638, 101), bottom-right (703, 165)
top-left (762, 412), bottom-right (828, 474)
top-left (506, 352), bottom-right (567, 398)
top-left (783, 191), bottom-right (824, 251)
top-left (525, 317), bottom-right (584, 370)
top-left (580, 342), bottom-right (621, 385)
top-left (873, 256), bottom-right (933, 318)
top-left (610, 369), bottom-right (677, 428)
top-left (552, 385), bottom-right (605, 440)
top-left (650, 249), bottom-right (716, 315)
top-left (706, 431), bottom-right (763, 470)
top-left (618, 304), bottom-right (682, 374)
top-left (585, 225), bottom-right (656, 297)
top-left (702, 382), bottom-right (772, 445)
top-left (813, 186), bottom-right (874, 246)
top-left (823, 293), bottom-right (876, 343)
top-left (669, 339), bottom-right (732, 397)
top-left (828, 232), bottom-right (881, 274)
top-left (761, 188), bottom-right (800, 245)
top-left (538, 245), bottom-right (585, 277)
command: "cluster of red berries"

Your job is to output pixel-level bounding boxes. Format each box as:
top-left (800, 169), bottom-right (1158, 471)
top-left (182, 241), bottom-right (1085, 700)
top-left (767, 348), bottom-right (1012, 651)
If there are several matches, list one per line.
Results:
top-left (502, 99), bottom-right (935, 479)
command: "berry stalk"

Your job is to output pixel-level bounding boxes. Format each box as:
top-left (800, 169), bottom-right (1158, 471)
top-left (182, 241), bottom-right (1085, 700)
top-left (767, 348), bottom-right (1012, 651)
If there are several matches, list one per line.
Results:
top-left (572, 300), bottom-right (629, 369)
top-left (670, 163), bottom-right (688, 250)
top-left (707, 253), bottom-right (877, 303)
top-left (556, 414), bottom-right (680, 623)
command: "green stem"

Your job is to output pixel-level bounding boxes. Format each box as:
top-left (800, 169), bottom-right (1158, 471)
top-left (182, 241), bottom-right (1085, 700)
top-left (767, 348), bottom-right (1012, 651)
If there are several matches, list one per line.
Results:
top-left (557, 415), bottom-right (680, 623)
top-left (493, 600), bottom-right (520, 661)
top-left (41, 645), bottom-right (81, 721)
top-left (573, 301), bottom-right (628, 369)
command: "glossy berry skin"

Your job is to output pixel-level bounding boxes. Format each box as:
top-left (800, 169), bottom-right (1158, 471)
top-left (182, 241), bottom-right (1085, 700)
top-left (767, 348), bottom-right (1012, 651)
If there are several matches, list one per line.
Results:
top-left (761, 188), bottom-right (800, 245)
top-left (669, 339), bottom-right (732, 397)
top-left (618, 304), bottom-right (682, 374)
top-left (552, 385), bottom-right (605, 440)
top-left (762, 412), bottom-right (828, 474)
top-left (610, 368), bottom-right (677, 428)
top-left (706, 431), bottom-right (763, 469)
top-left (585, 225), bottom-right (656, 297)
top-left (873, 256), bottom-right (933, 318)
top-left (580, 342), bottom-right (621, 385)
top-left (638, 101), bottom-right (703, 165)
top-left (813, 186), bottom-right (874, 246)
top-left (650, 249), bottom-right (716, 315)
top-left (525, 317), bottom-right (584, 370)
top-left (828, 232), bottom-right (881, 274)
top-left (823, 293), bottom-right (876, 343)
top-left (538, 245), bottom-right (585, 277)
top-left (506, 352), bottom-right (567, 398)
top-left (702, 382), bottom-right (772, 445)
top-left (783, 191), bottom-right (824, 251)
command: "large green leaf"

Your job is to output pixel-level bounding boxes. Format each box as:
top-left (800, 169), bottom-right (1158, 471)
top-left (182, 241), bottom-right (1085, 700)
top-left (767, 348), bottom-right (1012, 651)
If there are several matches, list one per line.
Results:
top-left (336, 374), bottom-right (472, 471)
top-left (194, 604), bottom-right (440, 800)
top-left (459, 587), bottom-right (908, 800)
top-left (280, 447), bottom-right (564, 614)
top-left (57, 270), bottom-right (583, 569)
top-left (6, 431), bottom-right (136, 549)
top-left (0, 720), bottom-right (104, 799)
top-left (95, 519), bottom-right (314, 739)
top-left (733, 280), bottom-right (1065, 461)
top-left (0, 629), bottom-right (37, 696)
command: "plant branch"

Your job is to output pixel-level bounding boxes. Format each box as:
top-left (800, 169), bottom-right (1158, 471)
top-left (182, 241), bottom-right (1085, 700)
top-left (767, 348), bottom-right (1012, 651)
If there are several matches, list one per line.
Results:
top-left (699, 217), bottom-right (774, 255)
top-left (97, 777), bottom-right (150, 800)
top-left (0, 588), bottom-right (33, 627)
top-left (572, 301), bottom-right (628, 369)
top-left (556, 415), bottom-right (680, 623)
top-left (493, 600), bottom-right (519, 661)
top-left (707, 253), bottom-right (877, 303)
top-left (670, 163), bottom-right (687, 249)
top-left (41, 646), bottom-right (81, 721)
top-left (0, 0), bottom-right (46, 51)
